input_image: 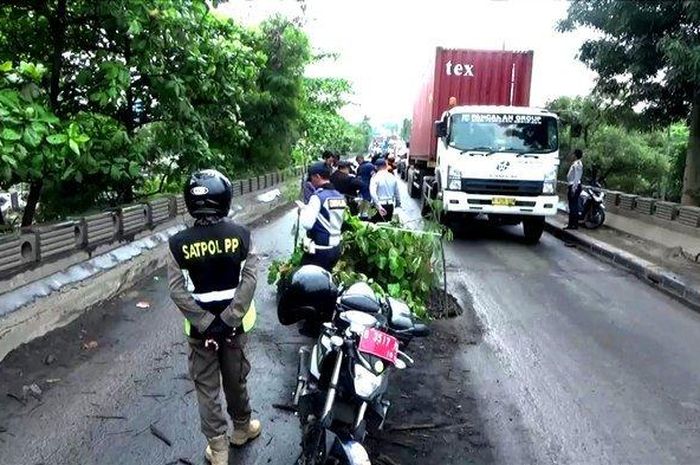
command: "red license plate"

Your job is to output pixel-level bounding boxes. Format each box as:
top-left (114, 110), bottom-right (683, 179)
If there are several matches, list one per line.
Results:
top-left (358, 328), bottom-right (399, 364)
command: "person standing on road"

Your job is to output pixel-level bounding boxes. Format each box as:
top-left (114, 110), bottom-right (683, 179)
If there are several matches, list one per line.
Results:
top-left (322, 150), bottom-right (339, 172)
top-left (330, 161), bottom-right (363, 198)
top-left (566, 149), bottom-right (584, 230)
top-left (356, 154), bottom-right (374, 198)
top-left (370, 158), bottom-right (401, 222)
top-left (167, 170), bottom-right (261, 465)
top-left (297, 162), bottom-right (347, 271)
top-left (331, 160), bottom-right (364, 216)
top-left (356, 154), bottom-right (375, 219)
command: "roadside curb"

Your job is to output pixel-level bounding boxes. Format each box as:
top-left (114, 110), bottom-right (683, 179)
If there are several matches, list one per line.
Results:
top-left (544, 220), bottom-right (700, 312)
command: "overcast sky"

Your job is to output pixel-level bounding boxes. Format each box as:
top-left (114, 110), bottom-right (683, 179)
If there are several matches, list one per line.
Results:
top-left (217, 0), bottom-right (597, 125)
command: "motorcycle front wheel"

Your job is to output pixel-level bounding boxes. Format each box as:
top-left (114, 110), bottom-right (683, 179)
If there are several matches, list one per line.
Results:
top-left (584, 207), bottom-right (605, 229)
top-left (298, 424), bottom-right (333, 465)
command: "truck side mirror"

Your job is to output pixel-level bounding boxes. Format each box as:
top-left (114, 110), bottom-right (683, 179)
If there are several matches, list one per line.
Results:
top-left (434, 120), bottom-right (447, 138)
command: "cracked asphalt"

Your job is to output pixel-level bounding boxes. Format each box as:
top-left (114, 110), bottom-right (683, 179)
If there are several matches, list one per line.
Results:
top-left (1, 184), bottom-right (699, 465)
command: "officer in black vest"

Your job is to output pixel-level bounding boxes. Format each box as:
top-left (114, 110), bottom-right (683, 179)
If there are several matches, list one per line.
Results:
top-left (298, 162), bottom-right (347, 271)
top-left (167, 169), bottom-right (261, 465)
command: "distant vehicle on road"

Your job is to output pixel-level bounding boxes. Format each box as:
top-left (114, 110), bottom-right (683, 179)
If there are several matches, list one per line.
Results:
top-left (407, 48), bottom-right (560, 244)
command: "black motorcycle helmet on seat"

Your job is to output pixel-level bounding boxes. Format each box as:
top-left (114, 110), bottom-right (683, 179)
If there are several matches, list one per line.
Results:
top-left (184, 169), bottom-right (232, 218)
top-left (277, 265), bottom-right (338, 326)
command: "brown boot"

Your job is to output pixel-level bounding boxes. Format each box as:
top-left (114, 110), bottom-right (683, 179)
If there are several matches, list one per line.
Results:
top-left (230, 419), bottom-right (262, 446)
top-left (205, 434), bottom-right (229, 465)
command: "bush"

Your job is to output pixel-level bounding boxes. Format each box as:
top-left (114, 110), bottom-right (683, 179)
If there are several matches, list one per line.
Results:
top-left (586, 125), bottom-right (670, 197)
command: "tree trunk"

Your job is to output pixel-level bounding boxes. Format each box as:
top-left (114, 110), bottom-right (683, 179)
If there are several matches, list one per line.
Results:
top-left (21, 180), bottom-right (43, 227)
top-left (21, 0), bottom-right (68, 227)
top-left (682, 90), bottom-right (700, 206)
top-left (48, 0), bottom-right (67, 109)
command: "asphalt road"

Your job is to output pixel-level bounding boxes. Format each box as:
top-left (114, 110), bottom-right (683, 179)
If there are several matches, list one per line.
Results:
top-left (1, 184), bottom-right (699, 465)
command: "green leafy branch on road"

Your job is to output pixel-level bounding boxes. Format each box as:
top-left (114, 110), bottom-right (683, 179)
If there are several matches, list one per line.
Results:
top-left (268, 213), bottom-right (448, 319)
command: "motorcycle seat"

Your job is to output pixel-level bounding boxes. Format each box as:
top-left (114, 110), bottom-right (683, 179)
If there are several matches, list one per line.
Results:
top-left (389, 313), bottom-right (413, 331)
top-left (338, 293), bottom-right (382, 314)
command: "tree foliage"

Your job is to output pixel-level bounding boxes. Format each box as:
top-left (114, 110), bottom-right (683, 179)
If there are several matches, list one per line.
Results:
top-left (0, 2), bottom-right (339, 225)
top-left (293, 77), bottom-right (372, 164)
top-left (547, 95), bottom-right (688, 201)
top-left (559, 0), bottom-right (700, 205)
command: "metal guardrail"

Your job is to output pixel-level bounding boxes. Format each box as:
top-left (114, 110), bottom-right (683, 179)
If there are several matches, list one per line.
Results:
top-left (0, 166), bottom-right (303, 279)
top-left (556, 181), bottom-right (700, 233)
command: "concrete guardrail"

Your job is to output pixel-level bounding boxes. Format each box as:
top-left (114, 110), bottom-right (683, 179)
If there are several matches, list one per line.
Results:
top-left (0, 166), bottom-right (304, 281)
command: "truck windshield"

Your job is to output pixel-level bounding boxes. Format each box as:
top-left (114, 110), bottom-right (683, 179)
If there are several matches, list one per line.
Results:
top-left (449, 113), bottom-right (558, 154)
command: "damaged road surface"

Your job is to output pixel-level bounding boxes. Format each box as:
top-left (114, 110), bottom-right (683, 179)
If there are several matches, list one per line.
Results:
top-left (0, 210), bottom-right (308, 465)
top-left (2, 189), bottom-right (700, 465)
top-left (0, 208), bottom-right (494, 465)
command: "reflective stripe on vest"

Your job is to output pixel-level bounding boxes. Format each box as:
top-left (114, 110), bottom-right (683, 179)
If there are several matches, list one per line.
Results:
top-left (192, 288), bottom-right (237, 303)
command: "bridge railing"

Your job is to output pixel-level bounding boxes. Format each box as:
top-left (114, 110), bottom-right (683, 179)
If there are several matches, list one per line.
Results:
top-left (0, 166), bottom-right (304, 279)
top-left (556, 181), bottom-right (700, 237)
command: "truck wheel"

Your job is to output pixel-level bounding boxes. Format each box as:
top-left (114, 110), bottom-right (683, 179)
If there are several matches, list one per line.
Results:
top-left (408, 169), bottom-right (421, 199)
top-left (522, 216), bottom-right (545, 244)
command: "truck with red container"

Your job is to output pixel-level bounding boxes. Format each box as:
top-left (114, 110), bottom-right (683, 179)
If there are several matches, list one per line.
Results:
top-left (406, 47), bottom-right (559, 243)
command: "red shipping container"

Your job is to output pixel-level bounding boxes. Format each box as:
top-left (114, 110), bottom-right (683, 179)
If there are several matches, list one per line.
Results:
top-left (409, 48), bottom-right (534, 164)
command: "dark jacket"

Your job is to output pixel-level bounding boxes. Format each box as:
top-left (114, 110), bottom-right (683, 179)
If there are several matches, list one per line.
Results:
top-left (356, 161), bottom-right (375, 200)
top-left (330, 170), bottom-right (363, 197)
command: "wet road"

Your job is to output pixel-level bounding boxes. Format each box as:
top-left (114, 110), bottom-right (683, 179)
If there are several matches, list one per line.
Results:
top-left (1, 185), bottom-right (700, 465)
top-left (0, 211), bottom-right (305, 465)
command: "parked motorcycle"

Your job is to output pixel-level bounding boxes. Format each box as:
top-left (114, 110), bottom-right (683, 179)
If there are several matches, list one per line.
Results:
top-left (278, 266), bottom-right (429, 465)
top-left (578, 182), bottom-right (606, 229)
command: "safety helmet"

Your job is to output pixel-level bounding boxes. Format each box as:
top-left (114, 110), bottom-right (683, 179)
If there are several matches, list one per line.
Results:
top-left (277, 265), bottom-right (338, 325)
top-left (184, 169), bottom-right (232, 218)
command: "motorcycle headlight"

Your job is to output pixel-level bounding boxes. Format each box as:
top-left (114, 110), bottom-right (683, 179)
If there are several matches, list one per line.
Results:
top-left (353, 364), bottom-right (383, 399)
top-left (447, 167), bottom-right (462, 190)
top-left (542, 167), bottom-right (557, 194)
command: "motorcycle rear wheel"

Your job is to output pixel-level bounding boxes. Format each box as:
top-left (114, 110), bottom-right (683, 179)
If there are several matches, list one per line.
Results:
top-left (584, 207), bottom-right (605, 229)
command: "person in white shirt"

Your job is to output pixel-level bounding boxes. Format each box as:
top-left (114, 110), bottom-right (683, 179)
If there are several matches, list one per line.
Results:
top-left (566, 149), bottom-right (584, 230)
top-left (369, 158), bottom-right (401, 222)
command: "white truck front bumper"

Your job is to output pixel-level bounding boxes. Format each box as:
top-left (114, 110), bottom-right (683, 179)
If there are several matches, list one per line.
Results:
top-left (442, 191), bottom-right (559, 216)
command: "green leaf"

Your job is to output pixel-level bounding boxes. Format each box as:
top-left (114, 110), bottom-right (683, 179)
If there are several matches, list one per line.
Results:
top-left (387, 283), bottom-right (401, 297)
top-left (128, 161), bottom-right (140, 177)
top-left (69, 139), bottom-right (80, 155)
top-left (1, 128), bottom-right (21, 141)
top-left (1, 154), bottom-right (17, 168)
top-left (74, 170), bottom-right (83, 183)
top-left (127, 20), bottom-right (142, 36)
top-left (109, 165), bottom-right (120, 179)
top-left (62, 166), bottom-right (75, 181)
top-left (22, 128), bottom-right (41, 147)
top-left (0, 61), bottom-right (12, 72)
top-left (46, 134), bottom-right (67, 145)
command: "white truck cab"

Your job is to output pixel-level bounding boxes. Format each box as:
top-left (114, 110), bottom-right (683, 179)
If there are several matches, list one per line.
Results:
top-left (426, 105), bottom-right (559, 243)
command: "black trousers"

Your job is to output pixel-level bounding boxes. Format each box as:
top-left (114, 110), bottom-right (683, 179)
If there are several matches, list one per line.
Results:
top-left (301, 245), bottom-right (341, 272)
top-left (371, 204), bottom-right (394, 223)
top-left (568, 185), bottom-right (582, 228)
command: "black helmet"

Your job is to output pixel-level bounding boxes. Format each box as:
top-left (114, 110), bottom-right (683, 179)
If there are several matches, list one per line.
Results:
top-left (277, 265), bottom-right (338, 325)
top-left (184, 169), bottom-right (232, 218)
